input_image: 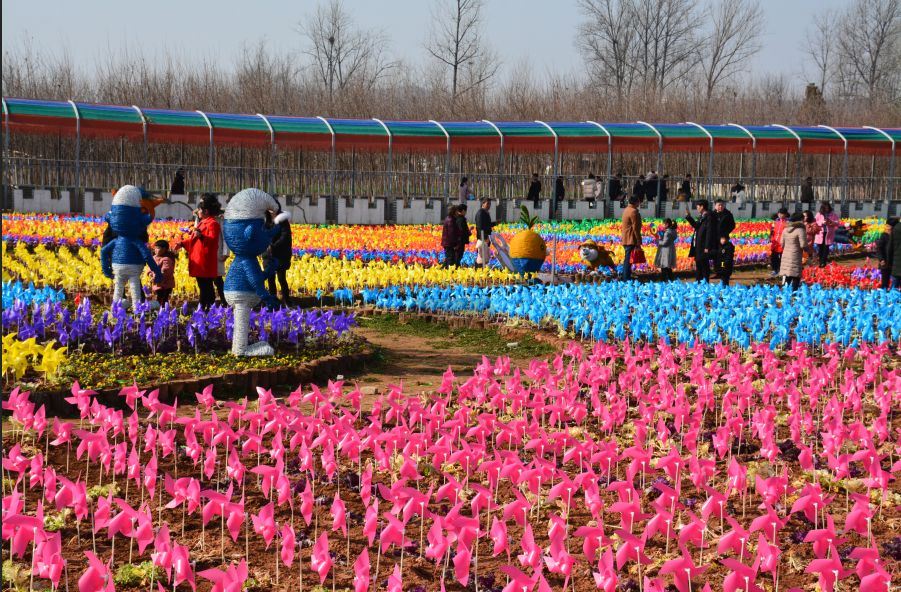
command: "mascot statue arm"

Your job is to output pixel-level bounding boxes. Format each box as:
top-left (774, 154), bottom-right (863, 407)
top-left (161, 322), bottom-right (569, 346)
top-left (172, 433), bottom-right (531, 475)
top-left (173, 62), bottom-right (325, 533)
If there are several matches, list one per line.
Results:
top-left (101, 238), bottom-right (117, 279)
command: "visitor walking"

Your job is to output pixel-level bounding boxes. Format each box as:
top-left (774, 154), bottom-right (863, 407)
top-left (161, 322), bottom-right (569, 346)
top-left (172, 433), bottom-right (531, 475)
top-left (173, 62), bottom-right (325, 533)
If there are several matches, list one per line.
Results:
top-left (170, 168), bottom-right (186, 196)
top-left (779, 213), bottom-right (807, 290)
top-left (678, 174), bottom-right (693, 202)
top-left (454, 204), bottom-right (472, 265)
top-left (441, 207), bottom-right (461, 267)
top-left (800, 177), bottom-right (815, 206)
top-left (621, 195), bottom-right (642, 281)
top-left (631, 175), bottom-right (646, 206)
top-left (553, 176), bottom-right (565, 215)
top-left (527, 173), bottom-right (542, 210)
top-left (685, 200), bottom-right (716, 282)
top-left (769, 208), bottom-right (789, 277)
top-left (608, 173), bottom-right (624, 202)
top-left (714, 235), bottom-right (735, 287)
top-left (458, 177), bottom-right (471, 204)
top-left (802, 210), bottom-right (820, 266)
top-left (645, 172), bottom-right (659, 201)
top-left (582, 174), bottom-right (599, 205)
top-left (475, 198), bottom-right (495, 267)
top-left (814, 202), bottom-right (840, 267)
top-left (876, 217), bottom-right (899, 289)
top-left (713, 199), bottom-right (736, 240)
top-left (659, 175), bottom-right (669, 201)
top-left (887, 216), bottom-right (901, 290)
top-left (180, 193), bottom-right (222, 309)
top-left (654, 218), bottom-right (677, 281)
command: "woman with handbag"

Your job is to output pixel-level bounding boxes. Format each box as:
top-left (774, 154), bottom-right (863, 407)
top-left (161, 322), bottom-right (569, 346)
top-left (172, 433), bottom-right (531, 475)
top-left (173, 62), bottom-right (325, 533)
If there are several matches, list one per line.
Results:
top-left (621, 195), bottom-right (643, 280)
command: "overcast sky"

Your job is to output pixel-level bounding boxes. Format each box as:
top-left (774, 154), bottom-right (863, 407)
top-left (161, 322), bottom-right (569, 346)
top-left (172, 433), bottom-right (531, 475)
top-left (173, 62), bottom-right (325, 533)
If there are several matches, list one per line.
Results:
top-left (3, 0), bottom-right (851, 85)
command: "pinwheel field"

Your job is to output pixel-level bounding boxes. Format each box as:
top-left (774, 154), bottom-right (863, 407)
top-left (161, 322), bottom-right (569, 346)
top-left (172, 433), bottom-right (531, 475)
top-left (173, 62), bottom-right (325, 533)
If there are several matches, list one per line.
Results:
top-left (2, 212), bottom-right (900, 592)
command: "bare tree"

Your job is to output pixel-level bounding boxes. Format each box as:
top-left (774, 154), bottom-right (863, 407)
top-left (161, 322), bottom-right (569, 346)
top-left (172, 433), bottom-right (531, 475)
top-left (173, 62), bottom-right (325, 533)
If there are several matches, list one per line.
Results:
top-left (425, 0), bottom-right (500, 112)
top-left (700, 0), bottom-right (763, 101)
top-left (576, 0), bottom-right (637, 97)
top-left (801, 9), bottom-right (837, 93)
top-left (834, 0), bottom-right (901, 104)
top-left (299, 0), bottom-right (395, 108)
top-left (629, 0), bottom-right (701, 95)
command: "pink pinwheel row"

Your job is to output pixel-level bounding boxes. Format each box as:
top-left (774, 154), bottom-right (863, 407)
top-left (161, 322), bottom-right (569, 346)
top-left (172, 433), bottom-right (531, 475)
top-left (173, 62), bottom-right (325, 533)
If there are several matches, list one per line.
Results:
top-left (2, 339), bottom-right (899, 592)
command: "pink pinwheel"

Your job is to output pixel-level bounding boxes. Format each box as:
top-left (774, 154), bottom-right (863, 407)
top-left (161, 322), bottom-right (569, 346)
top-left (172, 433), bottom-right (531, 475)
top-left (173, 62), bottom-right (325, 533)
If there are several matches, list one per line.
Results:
top-left (331, 492), bottom-right (348, 536)
top-left (502, 490), bottom-right (532, 527)
top-left (755, 533), bottom-right (780, 574)
top-left (608, 498), bottom-right (650, 532)
top-left (517, 523), bottom-right (542, 570)
top-left (380, 512), bottom-right (412, 551)
top-left (280, 524), bottom-right (296, 567)
top-left (33, 531), bottom-right (65, 588)
top-left (107, 499), bottom-right (136, 539)
top-left (387, 563), bottom-right (403, 592)
top-left (791, 483), bottom-right (829, 524)
top-left (844, 494), bottom-right (873, 537)
top-left (721, 558), bottom-right (764, 592)
top-left (353, 548), bottom-right (370, 592)
top-left (490, 517), bottom-right (509, 557)
top-left (311, 532), bottom-right (333, 584)
top-left (803, 516), bottom-right (847, 559)
top-left (592, 547), bottom-right (617, 592)
top-left (201, 484), bottom-right (233, 526)
top-left (198, 558), bottom-right (246, 592)
top-left (132, 505), bottom-right (155, 555)
top-left (659, 549), bottom-right (707, 592)
top-left (425, 515), bottom-right (449, 560)
top-left (499, 565), bottom-right (537, 592)
top-left (151, 525), bottom-right (173, 580)
top-left (677, 512), bottom-right (709, 550)
top-left (749, 504), bottom-right (788, 544)
top-left (3, 510), bottom-right (44, 558)
top-left (453, 542), bottom-right (473, 586)
top-left (615, 530), bottom-right (651, 570)
top-left (78, 551), bottom-right (114, 592)
top-left (252, 502), bottom-right (278, 548)
top-left (573, 525), bottom-right (609, 564)
top-left (805, 547), bottom-right (851, 592)
top-left (300, 480), bottom-right (314, 526)
top-left (717, 516), bottom-right (750, 558)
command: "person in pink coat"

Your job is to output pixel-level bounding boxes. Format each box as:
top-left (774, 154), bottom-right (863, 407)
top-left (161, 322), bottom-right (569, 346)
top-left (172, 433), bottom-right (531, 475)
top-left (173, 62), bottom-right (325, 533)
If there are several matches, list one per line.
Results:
top-left (813, 202), bottom-right (840, 268)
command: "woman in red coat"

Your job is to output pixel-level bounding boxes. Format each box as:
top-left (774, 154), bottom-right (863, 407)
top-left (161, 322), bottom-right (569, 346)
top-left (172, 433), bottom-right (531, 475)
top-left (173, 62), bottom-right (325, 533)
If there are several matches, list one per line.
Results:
top-left (180, 194), bottom-right (222, 309)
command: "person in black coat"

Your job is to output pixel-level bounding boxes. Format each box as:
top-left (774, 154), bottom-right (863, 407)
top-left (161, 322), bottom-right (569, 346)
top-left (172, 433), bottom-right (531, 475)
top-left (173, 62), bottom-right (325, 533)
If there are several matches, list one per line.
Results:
top-left (659, 175), bottom-right (669, 201)
top-left (266, 214), bottom-right (293, 303)
top-left (714, 235), bottom-right (735, 286)
top-left (475, 198), bottom-right (495, 267)
top-left (685, 200), bottom-right (717, 282)
top-left (631, 175), bottom-right (646, 206)
top-left (877, 217), bottom-right (899, 289)
top-left (553, 176), bottom-right (565, 214)
top-left (713, 199), bottom-right (736, 240)
top-left (170, 168), bottom-right (186, 195)
top-left (607, 174), bottom-right (623, 201)
top-left (527, 173), bottom-right (542, 209)
top-left (453, 204), bottom-right (472, 265)
top-left (678, 174), bottom-right (693, 201)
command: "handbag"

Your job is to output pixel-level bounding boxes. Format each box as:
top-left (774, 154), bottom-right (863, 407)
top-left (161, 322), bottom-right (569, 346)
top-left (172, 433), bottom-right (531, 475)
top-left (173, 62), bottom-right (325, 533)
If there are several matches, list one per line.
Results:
top-left (630, 247), bottom-right (647, 265)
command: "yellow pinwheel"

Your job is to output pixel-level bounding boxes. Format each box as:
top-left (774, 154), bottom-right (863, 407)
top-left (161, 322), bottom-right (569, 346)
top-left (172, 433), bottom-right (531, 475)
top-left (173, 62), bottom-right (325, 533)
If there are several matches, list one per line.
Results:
top-left (33, 340), bottom-right (68, 380)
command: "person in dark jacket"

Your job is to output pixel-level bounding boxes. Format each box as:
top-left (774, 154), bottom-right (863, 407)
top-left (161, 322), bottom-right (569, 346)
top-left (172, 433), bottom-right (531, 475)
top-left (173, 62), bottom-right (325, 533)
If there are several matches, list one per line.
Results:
top-left (685, 200), bottom-right (716, 282)
top-left (265, 209), bottom-right (293, 303)
top-left (527, 173), bottom-right (542, 209)
top-left (714, 235), bottom-right (735, 286)
top-left (440, 209), bottom-right (461, 267)
top-left (659, 175), bottom-right (669, 201)
top-left (453, 204), bottom-right (472, 265)
top-left (800, 176), bottom-right (814, 205)
top-left (713, 199), bottom-right (736, 239)
top-left (887, 218), bottom-right (901, 290)
top-left (475, 198), bottom-right (495, 267)
top-left (631, 175), bottom-right (646, 206)
top-left (608, 173), bottom-right (624, 201)
top-left (876, 217), bottom-right (899, 289)
top-left (170, 168), bottom-right (186, 195)
top-left (678, 174), bottom-right (693, 202)
top-left (553, 176), bottom-right (565, 215)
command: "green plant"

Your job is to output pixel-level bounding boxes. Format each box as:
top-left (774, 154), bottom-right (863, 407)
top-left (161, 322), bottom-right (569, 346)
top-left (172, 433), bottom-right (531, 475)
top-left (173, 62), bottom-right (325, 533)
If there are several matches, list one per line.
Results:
top-left (519, 205), bottom-right (539, 228)
top-left (43, 508), bottom-right (71, 532)
top-left (87, 482), bottom-right (119, 500)
top-left (114, 562), bottom-right (159, 587)
top-left (2, 560), bottom-right (30, 592)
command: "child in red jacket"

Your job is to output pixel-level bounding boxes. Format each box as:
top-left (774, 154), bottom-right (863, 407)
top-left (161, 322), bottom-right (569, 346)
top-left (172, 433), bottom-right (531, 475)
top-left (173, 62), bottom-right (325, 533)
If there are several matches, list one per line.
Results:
top-left (149, 240), bottom-right (176, 306)
top-left (769, 208), bottom-right (789, 277)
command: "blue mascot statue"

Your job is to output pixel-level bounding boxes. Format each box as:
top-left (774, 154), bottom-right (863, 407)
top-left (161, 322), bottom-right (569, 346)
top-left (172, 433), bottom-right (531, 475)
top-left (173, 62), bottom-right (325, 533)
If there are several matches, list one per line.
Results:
top-left (222, 188), bottom-right (290, 356)
top-left (101, 185), bottom-right (162, 309)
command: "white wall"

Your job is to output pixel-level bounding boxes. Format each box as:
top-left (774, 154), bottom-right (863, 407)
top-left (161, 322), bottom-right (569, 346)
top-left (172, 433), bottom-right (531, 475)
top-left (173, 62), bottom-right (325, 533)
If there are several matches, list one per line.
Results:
top-left (397, 199), bottom-right (443, 225)
top-left (289, 197), bottom-right (328, 225)
top-left (504, 199), bottom-right (550, 222)
top-left (337, 197), bottom-right (385, 225)
top-left (561, 200), bottom-right (606, 221)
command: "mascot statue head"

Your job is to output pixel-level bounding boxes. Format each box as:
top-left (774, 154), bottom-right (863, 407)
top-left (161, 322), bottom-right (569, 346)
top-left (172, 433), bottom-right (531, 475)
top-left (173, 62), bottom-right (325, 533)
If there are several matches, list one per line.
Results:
top-left (101, 185), bottom-right (162, 309)
top-left (222, 188), bottom-right (290, 356)
top-left (579, 239), bottom-right (615, 272)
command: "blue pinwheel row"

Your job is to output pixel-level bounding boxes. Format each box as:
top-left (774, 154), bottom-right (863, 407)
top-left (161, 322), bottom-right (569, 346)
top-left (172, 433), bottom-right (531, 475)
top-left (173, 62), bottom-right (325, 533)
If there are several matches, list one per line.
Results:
top-left (2, 281), bottom-right (66, 310)
top-left (361, 282), bottom-right (901, 348)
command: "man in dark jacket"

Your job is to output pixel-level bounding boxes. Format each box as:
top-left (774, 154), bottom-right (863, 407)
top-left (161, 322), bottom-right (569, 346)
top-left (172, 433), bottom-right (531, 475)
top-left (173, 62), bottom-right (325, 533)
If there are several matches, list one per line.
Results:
top-left (889, 219), bottom-right (901, 290)
top-left (608, 174), bottom-right (623, 201)
top-left (266, 213), bottom-right (293, 303)
top-left (631, 175), bottom-right (646, 206)
top-left (475, 198), bottom-right (495, 267)
top-left (877, 217), bottom-right (899, 289)
top-left (453, 204), bottom-right (472, 266)
top-left (685, 200), bottom-right (717, 282)
top-left (678, 174), bottom-right (693, 201)
top-left (441, 208), bottom-right (461, 267)
top-left (713, 199), bottom-right (736, 240)
top-left (800, 177), bottom-right (815, 205)
top-left (527, 173), bottom-right (542, 209)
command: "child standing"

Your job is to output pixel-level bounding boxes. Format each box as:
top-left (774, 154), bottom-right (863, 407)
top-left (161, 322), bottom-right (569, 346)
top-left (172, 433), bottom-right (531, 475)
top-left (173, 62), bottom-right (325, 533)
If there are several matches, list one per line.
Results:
top-left (150, 240), bottom-right (176, 306)
top-left (653, 218), bottom-right (678, 281)
top-left (714, 235), bottom-right (735, 286)
top-left (769, 208), bottom-right (789, 277)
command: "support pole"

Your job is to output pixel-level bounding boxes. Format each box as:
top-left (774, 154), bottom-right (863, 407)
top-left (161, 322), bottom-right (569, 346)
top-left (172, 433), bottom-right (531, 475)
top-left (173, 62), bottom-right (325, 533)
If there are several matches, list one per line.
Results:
top-left (67, 100), bottom-right (81, 210)
top-left (316, 116), bottom-right (336, 200)
top-left (586, 121), bottom-right (612, 216)
top-left (864, 127), bottom-right (895, 202)
top-left (196, 110), bottom-right (214, 191)
top-left (2, 98), bottom-right (9, 210)
top-left (373, 119), bottom-right (392, 199)
top-left (257, 114), bottom-right (276, 195)
top-left (535, 121), bottom-right (558, 217)
top-left (482, 120), bottom-right (504, 203)
top-left (430, 120), bottom-right (451, 201)
top-left (818, 125), bottom-right (849, 209)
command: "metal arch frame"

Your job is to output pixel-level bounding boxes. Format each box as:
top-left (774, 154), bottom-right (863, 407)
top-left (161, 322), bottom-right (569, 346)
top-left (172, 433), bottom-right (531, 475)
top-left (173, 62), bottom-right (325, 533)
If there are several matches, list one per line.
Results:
top-left (728, 123), bottom-right (758, 201)
top-left (771, 124), bottom-right (802, 202)
top-left (534, 120), bottom-right (558, 203)
top-left (2, 98), bottom-right (8, 210)
top-left (429, 120), bottom-right (451, 199)
top-left (372, 118), bottom-right (393, 198)
top-left (195, 110), bottom-right (214, 192)
top-left (316, 116), bottom-right (337, 198)
top-left (637, 121), bottom-right (663, 212)
top-left (686, 121), bottom-right (714, 202)
top-left (257, 113), bottom-right (276, 194)
top-left (864, 126), bottom-right (896, 201)
top-left (586, 120), bottom-right (613, 205)
top-left (482, 120), bottom-right (505, 199)
top-left (818, 125), bottom-right (849, 205)
top-left (68, 100), bottom-right (81, 202)
top-left (131, 105), bottom-right (148, 164)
